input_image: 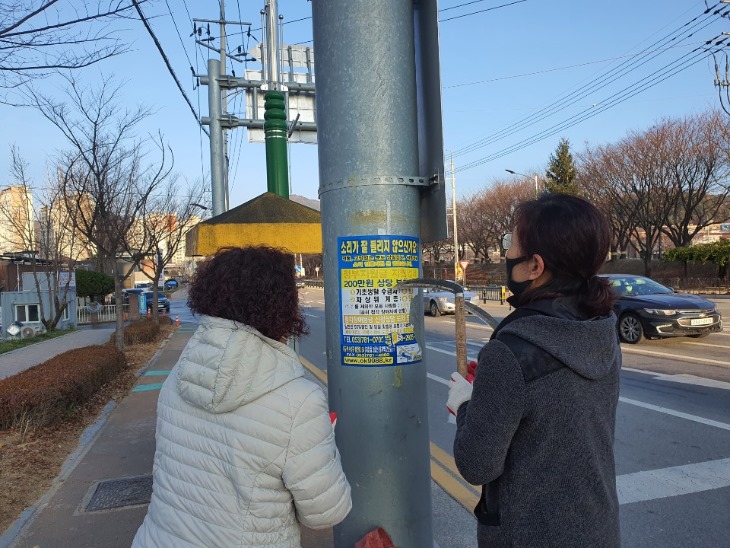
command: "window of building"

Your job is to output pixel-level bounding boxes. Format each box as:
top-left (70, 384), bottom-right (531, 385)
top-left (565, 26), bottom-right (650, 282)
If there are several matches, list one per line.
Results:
top-left (15, 304), bottom-right (40, 322)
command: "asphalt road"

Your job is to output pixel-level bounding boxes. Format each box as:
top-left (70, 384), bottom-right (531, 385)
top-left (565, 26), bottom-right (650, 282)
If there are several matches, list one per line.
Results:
top-left (297, 287), bottom-right (730, 548)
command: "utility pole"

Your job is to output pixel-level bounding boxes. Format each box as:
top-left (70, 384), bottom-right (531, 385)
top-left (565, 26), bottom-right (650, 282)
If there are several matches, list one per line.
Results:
top-left (219, 1), bottom-right (230, 211)
top-left (197, 11), bottom-right (252, 215)
top-left (313, 1), bottom-right (444, 545)
top-left (207, 58), bottom-right (225, 216)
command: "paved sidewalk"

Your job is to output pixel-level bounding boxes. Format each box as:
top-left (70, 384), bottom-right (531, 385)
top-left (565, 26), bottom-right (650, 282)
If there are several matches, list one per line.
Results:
top-left (2, 322), bottom-right (477, 548)
top-left (0, 326), bottom-right (115, 381)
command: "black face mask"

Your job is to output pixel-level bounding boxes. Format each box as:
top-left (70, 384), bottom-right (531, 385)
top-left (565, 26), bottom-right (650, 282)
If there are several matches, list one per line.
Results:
top-left (506, 256), bottom-right (532, 302)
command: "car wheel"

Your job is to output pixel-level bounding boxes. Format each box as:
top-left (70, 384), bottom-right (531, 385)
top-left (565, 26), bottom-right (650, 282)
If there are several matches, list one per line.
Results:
top-left (688, 332), bottom-right (710, 339)
top-left (618, 313), bottom-right (644, 344)
top-left (430, 300), bottom-right (441, 317)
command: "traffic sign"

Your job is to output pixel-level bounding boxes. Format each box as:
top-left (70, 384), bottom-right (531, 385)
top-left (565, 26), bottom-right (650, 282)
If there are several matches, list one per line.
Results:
top-left (459, 260), bottom-right (470, 271)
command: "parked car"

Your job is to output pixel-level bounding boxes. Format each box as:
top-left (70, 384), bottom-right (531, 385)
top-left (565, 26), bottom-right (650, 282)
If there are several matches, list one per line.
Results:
top-left (599, 274), bottom-right (723, 344)
top-left (112, 289), bottom-right (170, 313)
top-left (142, 290), bottom-right (170, 313)
top-left (423, 284), bottom-right (480, 316)
top-left (164, 279), bottom-right (179, 290)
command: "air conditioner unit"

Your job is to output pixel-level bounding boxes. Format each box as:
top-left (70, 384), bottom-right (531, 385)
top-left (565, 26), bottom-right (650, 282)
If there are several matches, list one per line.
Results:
top-left (21, 326), bottom-right (36, 339)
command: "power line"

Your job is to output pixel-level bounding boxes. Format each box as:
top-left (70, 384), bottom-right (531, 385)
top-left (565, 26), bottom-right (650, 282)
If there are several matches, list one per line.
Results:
top-left (439, 0), bottom-right (527, 23)
top-left (130, 0), bottom-right (209, 137)
top-left (444, 42), bottom-right (708, 89)
top-left (440, 0), bottom-right (500, 12)
top-left (164, 0), bottom-right (194, 69)
top-left (455, 39), bottom-right (725, 172)
top-left (450, 4), bottom-right (724, 157)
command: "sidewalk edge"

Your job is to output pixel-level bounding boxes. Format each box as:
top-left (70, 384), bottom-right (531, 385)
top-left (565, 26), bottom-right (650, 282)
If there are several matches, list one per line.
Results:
top-left (0, 328), bottom-right (177, 548)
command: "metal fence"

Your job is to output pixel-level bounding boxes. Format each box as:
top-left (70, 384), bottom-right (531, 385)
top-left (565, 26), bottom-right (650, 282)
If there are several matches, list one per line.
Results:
top-left (472, 285), bottom-right (507, 303)
top-left (77, 304), bottom-right (128, 324)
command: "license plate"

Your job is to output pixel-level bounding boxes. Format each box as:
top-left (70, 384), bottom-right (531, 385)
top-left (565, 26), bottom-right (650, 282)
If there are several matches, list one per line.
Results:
top-left (690, 317), bottom-right (713, 326)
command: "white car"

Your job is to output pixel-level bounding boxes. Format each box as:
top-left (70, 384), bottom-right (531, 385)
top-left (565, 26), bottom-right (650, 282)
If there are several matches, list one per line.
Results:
top-left (423, 286), bottom-right (480, 316)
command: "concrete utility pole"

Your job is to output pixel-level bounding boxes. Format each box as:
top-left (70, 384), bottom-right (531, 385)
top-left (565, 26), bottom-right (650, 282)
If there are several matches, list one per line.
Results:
top-left (262, 0), bottom-right (289, 198)
top-left (219, 1), bottom-right (230, 211)
top-left (207, 58), bottom-right (226, 216)
top-left (313, 1), bottom-right (444, 546)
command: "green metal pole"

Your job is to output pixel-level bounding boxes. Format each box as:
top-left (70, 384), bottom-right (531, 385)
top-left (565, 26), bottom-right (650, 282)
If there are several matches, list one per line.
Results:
top-left (264, 90), bottom-right (289, 198)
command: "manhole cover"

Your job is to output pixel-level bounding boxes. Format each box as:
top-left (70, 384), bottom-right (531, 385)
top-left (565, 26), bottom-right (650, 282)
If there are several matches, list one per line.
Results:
top-left (85, 475), bottom-right (152, 512)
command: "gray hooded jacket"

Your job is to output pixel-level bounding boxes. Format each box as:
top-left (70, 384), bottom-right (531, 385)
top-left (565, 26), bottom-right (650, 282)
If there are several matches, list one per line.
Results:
top-left (454, 298), bottom-right (621, 547)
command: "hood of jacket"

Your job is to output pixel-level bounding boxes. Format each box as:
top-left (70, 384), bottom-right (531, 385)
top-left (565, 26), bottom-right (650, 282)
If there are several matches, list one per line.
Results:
top-left (497, 297), bottom-right (620, 381)
top-left (176, 315), bottom-right (304, 414)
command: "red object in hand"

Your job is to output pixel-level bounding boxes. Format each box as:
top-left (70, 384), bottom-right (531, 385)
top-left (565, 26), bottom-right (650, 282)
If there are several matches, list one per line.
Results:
top-left (466, 360), bottom-right (478, 383)
top-left (329, 412), bottom-right (337, 427)
top-left (355, 527), bottom-right (395, 548)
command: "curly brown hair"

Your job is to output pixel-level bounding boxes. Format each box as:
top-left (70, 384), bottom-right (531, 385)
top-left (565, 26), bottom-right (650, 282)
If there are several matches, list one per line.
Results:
top-left (187, 246), bottom-right (307, 341)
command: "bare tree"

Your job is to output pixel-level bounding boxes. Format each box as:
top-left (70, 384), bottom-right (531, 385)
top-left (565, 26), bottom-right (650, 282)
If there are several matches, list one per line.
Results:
top-left (0, 0), bottom-right (136, 95)
top-left (579, 145), bottom-right (638, 261)
top-left (0, 145), bottom-right (87, 330)
top-left (136, 177), bottom-right (206, 322)
top-left (31, 75), bottom-right (173, 349)
top-left (662, 111), bottom-right (730, 247)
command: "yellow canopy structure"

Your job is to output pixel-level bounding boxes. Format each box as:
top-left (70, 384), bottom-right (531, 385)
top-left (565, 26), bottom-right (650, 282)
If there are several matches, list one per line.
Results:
top-left (185, 192), bottom-right (322, 256)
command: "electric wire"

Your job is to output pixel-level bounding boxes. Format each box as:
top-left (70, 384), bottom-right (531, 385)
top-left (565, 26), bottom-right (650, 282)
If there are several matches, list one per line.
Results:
top-left (130, 0), bottom-right (209, 137)
top-left (455, 38), bottom-right (726, 172)
top-left (164, 0), bottom-right (194, 69)
top-left (444, 42), bottom-right (709, 89)
top-left (450, 3), bottom-right (724, 158)
top-left (440, 0), bottom-right (502, 12)
top-left (451, 4), bottom-right (724, 157)
top-left (439, 0), bottom-right (527, 23)
top-left (456, 41), bottom-right (723, 170)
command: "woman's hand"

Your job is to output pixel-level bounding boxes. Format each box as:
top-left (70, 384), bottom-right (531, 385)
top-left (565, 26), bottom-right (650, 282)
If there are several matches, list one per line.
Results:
top-left (447, 372), bottom-right (473, 415)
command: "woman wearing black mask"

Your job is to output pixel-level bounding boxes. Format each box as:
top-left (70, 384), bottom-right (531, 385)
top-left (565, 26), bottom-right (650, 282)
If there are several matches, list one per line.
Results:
top-left (446, 193), bottom-right (621, 548)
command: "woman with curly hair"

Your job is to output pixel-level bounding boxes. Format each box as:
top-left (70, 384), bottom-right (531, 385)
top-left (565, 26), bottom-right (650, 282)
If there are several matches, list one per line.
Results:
top-left (133, 246), bottom-right (351, 548)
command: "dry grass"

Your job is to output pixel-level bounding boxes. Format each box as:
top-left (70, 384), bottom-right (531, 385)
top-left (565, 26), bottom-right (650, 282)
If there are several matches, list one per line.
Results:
top-left (0, 323), bottom-right (175, 534)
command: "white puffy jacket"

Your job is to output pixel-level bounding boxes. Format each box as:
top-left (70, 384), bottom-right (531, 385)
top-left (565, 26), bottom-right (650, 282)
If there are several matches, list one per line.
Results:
top-left (132, 316), bottom-right (351, 547)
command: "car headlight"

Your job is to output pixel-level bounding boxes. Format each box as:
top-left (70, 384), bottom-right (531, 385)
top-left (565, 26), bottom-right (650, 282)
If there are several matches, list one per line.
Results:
top-left (643, 308), bottom-right (677, 316)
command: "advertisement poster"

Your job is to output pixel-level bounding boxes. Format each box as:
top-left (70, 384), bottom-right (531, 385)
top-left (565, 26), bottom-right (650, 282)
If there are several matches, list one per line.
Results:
top-left (338, 235), bottom-right (422, 367)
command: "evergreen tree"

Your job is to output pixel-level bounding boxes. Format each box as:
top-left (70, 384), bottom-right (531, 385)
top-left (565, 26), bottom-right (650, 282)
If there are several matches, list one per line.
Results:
top-left (545, 138), bottom-right (579, 195)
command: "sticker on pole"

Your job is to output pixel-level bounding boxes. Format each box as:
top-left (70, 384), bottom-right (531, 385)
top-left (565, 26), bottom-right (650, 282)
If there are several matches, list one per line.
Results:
top-left (338, 235), bottom-right (422, 367)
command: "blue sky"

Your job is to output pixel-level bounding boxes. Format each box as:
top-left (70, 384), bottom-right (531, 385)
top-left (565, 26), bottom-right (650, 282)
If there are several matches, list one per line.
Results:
top-left (2, 0), bottom-right (727, 208)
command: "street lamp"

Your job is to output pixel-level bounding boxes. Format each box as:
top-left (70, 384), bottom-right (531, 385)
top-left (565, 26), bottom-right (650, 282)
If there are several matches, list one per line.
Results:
top-left (446, 150), bottom-right (459, 282)
top-left (505, 169), bottom-right (539, 198)
top-left (190, 203), bottom-right (209, 211)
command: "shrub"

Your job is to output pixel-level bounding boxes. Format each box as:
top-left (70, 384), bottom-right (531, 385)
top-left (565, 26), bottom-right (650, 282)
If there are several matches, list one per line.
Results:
top-left (122, 318), bottom-right (161, 346)
top-left (0, 344), bottom-right (126, 430)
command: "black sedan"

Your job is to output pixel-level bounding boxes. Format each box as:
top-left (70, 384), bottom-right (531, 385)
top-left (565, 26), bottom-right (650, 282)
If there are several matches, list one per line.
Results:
top-left (599, 274), bottom-right (723, 344)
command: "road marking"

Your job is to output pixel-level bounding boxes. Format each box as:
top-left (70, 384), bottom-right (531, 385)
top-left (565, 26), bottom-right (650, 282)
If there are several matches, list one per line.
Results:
top-left (427, 373), bottom-right (450, 386)
top-left (425, 367), bottom-right (730, 431)
top-left (617, 458), bottom-right (730, 505)
top-left (440, 317), bottom-right (495, 332)
top-left (426, 345), bottom-right (478, 361)
top-left (430, 458), bottom-right (479, 510)
top-left (679, 341), bottom-right (730, 349)
top-left (622, 347), bottom-right (730, 367)
top-left (132, 382), bottom-right (164, 392)
top-left (622, 367), bottom-right (730, 390)
top-left (143, 370), bottom-right (171, 377)
top-left (301, 356), bottom-right (328, 383)
top-left (619, 397), bottom-right (730, 431)
top-left (299, 356), bottom-right (730, 513)
top-left (303, 312), bottom-right (320, 318)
